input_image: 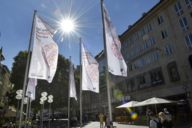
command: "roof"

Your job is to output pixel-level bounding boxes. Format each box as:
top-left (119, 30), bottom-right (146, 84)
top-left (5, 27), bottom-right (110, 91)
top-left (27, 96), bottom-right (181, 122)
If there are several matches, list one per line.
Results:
top-left (120, 0), bottom-right (165, 39)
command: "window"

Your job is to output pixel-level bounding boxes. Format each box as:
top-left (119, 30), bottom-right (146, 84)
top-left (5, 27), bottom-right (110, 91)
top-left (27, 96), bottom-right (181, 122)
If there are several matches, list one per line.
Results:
top-left (138, 75), bottom-right (146, 86)
top-left (144, 42), bottom-right (149, 49)
top-left (150, 68), bottom-right (164, 85)
top-left (188, 55), bottom-right (192, 68)
top-left (179, 17), bottom-right (189, 31)
top-left (174, 1), bottom-right (183, 16)
top-left (185, 0), bottom-right (192, 8)
top-left (146, 23), bottom-right (152, 32)
top-left (154, 52), bottom-right (160, 61)
top-left (140, 28), bottom-right (145, 37)
top-left (161, 30), bottom-right (168, 39)
top-left (134, 32), bottom-right (140, 41)
top-left (164, 44), bottom-right (173, 56)
top-left (167, 62), bottom-right (180, 82)
top-left (149, 37), bottom-right (156, 45)
top-left (157, 15), bottom-right (164, 24)
top-left (126, 79), bottom-right (132, 92)
top-left (146, 56), bottom-right (151, 64)
top-left (128, 64), bottom-right (133, 71)
top-left (185, 33), bottom-right (192, 48)
top-left (130, 79), bottom-right (137, 91)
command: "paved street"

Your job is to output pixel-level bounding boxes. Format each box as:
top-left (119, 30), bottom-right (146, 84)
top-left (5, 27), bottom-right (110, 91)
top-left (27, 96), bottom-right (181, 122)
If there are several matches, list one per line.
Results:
top-left (78, 122), bottom-right (148, 128)
top-left (77, 121), bottom-right (192, 128)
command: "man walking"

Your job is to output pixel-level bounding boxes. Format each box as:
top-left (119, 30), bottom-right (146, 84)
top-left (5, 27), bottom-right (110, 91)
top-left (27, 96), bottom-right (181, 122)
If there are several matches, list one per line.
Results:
top-left (99, 113), bottom-right (104, 128)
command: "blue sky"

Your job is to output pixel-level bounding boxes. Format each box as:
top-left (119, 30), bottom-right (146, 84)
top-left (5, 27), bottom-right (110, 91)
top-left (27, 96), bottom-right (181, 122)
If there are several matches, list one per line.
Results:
top-left (0, 0), bottom-right (159, 70)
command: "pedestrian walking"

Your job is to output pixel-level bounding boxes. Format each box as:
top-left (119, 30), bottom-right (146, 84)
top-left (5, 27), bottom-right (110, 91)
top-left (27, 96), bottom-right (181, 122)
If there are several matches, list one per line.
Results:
top-left (149, 111), bottom-right (162, 128)
top-left (146, 108), bottom-right (152, 125)
top-left (163, 108), bottom-right (173, 128)
top-left (99, 113), bottom-right (104, 128)
top-left (105, 116), bottom-right (110, 128)
top-left (158, 111), bottom-right (172, 128)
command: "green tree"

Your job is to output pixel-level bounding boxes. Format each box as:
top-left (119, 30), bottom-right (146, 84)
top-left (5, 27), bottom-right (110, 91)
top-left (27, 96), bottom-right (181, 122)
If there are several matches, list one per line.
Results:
top-left (10, 51), bottom-right (28, 91)
top-left (10, 51), bottom-right (75, 112)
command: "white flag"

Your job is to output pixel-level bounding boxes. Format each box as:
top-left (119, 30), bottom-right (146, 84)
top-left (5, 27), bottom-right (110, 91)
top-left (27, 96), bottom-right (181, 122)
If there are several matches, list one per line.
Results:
top-left (26, 78), bottom-right (37, 101)
top-left (81, 43), bottom-right (99, 93)
top-left (103, 4), bottom-right (127, 77)
top-left (28, 15), bottom-right (59, 83)
top-left (69, 63), bottom-right (77, 100)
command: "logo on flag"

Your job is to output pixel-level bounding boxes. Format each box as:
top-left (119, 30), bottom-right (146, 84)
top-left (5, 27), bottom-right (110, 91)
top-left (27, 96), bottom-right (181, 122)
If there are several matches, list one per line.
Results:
top-left (28, 15), bottom-right (59, 83)
top-left (81, 43), bottom-right (99, 93)
top-left (103, 4), bottom-right (127, 77)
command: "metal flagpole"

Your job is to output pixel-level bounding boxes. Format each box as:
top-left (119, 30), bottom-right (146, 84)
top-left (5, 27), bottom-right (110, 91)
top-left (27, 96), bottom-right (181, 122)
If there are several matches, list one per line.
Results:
top-left (29, 97), bottom-right (32, 120)
top-left (28, 96), bottom-right (32, 126)
top-left (100, 0), bottom-right (113, 125)
top-left (16, 100), bottom-right (20, 120)
top-left (18, 10), bottom-right (37, 128)
top-left (25, 92), bottom-right (32, 128)
top-left (79, 38), bottom-right (83, 128)
top-left (25, 97), bottom-right (29, 128)
top-left (41, 103), bottom-right (44, 128)
top-left (48, 103), bottom-right (51, 128)
top-left (68, 56), bottom-right (71, 128)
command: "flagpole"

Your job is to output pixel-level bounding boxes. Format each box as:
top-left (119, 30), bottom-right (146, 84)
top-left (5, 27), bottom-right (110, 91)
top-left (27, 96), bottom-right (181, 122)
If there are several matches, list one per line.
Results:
top-left (100, 0), bottom-right (113, 125)
top-left (48, 103), bottom-right (51, 128)
top-left (79, 38), bottom-right (83, 128)
top-left (27, 95), bottom-right (32, 126)
top-left (68, 56), bottom-right (71, 128)
top-left (41, 103), bottom-right (44, 128)
top-left (19, 10), bottom-right (37, 128)
top-left (28, 97), bottom-right (32, 125)
top-left (25, 97), bottom-right (29, 128)
top-left (25, 92), bottom-right (31, 128)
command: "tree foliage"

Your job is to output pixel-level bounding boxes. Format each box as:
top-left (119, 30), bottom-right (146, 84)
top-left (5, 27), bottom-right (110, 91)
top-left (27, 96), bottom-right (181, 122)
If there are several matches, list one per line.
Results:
top-left (10, 51), bottom-right (79, 112)
top-left (10, 51), bottom-right (28, 91)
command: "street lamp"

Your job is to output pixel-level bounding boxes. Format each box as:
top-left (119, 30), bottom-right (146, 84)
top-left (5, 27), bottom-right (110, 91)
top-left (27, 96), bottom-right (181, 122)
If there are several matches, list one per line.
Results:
top-left (41, 92), bottom-right (48, 97)
top-left (15, 90), bottom-right (23, 120)
top-left (47, 95), bottom-right (53, 128)
top-left (40, 92), bottom-right (47, 128)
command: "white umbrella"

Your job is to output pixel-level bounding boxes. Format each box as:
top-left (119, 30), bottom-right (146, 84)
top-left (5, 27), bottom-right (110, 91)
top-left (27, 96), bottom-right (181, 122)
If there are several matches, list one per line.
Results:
top-left (134, 97), bottom-right (175, 114)
top-left (134, 97), bottom-right (174, 107)
top-left (116, 101), bottom-right (139, 108)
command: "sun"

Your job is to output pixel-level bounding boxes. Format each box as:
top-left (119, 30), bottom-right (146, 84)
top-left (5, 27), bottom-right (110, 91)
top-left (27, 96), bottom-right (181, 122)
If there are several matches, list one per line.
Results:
top-left (59, 18), bottom-right (76, 34)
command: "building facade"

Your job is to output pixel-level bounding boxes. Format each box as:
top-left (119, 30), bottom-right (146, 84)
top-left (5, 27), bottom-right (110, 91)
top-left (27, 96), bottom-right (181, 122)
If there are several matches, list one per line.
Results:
top-left (120, 0), bottom-right (192, 109)
top-left (82, 0), bottom-right (192, 123)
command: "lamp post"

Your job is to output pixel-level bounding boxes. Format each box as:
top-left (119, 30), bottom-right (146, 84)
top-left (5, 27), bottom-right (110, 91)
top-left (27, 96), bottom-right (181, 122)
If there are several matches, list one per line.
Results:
top-left (40, 92), bottom-right (47, 128)
top-left (27, 92), bottom-right (32, 123)
top-left (23, 97), bottom-right (29, 128)
top-left (48, 95), bottom-right (53, 128)
top-left (16, 90), bottom-right (23, 120)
